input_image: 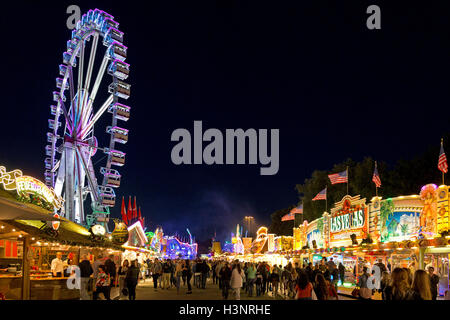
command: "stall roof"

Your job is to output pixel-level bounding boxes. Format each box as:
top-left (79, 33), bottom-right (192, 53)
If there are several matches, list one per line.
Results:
top-left (2, 219), bottom-right (124, 250)
top-left (0, 196), bottom-right (61, 221)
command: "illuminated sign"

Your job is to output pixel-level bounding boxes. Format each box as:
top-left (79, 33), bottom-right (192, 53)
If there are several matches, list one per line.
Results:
top-left (0, 165), bottom-right (63, 211)
top-left (0, 166), bottom-right (23, 190)
top-left (329, 209), bottom-right (365, 233)
top-left (329, 195), bottom-right (368, 245)
top-left (15, 176), bottom-right (63, 210)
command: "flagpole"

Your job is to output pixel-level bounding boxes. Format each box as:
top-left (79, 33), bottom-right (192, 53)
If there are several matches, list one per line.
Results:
top-left (325, 186), bottom-right (328, 213)
top-left (442, 138), bottom-right (445, 185)
top-left (346, 166), bottom-right (349, 195)
top-left (375, 161), bottom-right (378, 197)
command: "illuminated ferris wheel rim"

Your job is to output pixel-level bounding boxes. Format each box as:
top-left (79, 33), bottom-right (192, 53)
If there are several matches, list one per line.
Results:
top-left (44, 8), bottom-right (131, 227)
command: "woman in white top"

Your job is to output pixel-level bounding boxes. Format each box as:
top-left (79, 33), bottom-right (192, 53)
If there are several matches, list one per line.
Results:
top-left (230, 263), bottom-right (245, 300)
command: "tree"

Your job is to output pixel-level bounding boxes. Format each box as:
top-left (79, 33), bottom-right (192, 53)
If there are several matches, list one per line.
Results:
top-left (268, 206), bottom-right (295, 236)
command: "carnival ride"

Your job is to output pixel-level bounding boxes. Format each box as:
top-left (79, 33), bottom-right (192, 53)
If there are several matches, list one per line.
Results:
top-left (250, 226), bottom-right (269, 254)
top-left (232, 224), bottom-right (244, 254)
top-left (44, 9), bottom-right (131, 231)
top-left (144, 227), bottom-right (197, 259)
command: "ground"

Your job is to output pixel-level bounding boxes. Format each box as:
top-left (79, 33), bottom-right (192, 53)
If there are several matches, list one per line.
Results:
top-left (118, 277), bottom-right (356, 300)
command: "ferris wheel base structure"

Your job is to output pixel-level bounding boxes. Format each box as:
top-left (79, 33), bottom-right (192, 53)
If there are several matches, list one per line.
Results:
top-left (44, 9), bottom-right (131, 232)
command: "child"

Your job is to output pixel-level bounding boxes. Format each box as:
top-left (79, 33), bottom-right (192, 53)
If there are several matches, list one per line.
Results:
top-left (93, 265), bottom-right (111, 300)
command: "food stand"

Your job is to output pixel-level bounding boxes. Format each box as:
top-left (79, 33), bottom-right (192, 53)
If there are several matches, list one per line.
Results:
top-left (0, 165), bottom-right (124, 300)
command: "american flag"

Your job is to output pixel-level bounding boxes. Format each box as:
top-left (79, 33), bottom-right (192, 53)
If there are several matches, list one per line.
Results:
top-left (281, 212), bottom-right (295, 221)
top-left (290, 204), bottom-right (303, 214)
top-left (328, 169), bottom-right (348, 184)
top-left (372, 161), bottom-right (381, 188)
top-left (312, 188), bottom-right (327, 201)
top-left (438, 141), bottom-right (448, 173)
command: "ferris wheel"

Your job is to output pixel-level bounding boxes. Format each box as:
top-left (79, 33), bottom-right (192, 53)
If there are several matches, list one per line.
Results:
top-left (44, 9), bottom-right (131, 230)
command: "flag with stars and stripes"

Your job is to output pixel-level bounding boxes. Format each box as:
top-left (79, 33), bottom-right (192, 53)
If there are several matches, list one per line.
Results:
top-left (290, 204), bottom-right (303, 214)
top-left (438, 141), bottom-right (448, 173)
top-left (328, 170), bottom-right (348, 184)
top-left (372, 161), bottom-right (382, 188)
top-left (312, 188), bottom-right (327, 201)
top-left (281, 212), bottom-right (295, 221)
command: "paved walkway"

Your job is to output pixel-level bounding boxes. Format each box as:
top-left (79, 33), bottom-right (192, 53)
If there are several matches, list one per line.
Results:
top-left (126, 278), bottom-right (354, 300)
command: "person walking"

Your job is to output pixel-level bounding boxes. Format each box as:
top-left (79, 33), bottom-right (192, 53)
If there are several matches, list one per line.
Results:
top-left (200, 260), bottom-right (210, 289)
top-left (314, 273), bottom-right (338, 300)
top-left (162, 259), bottom-right (172, 289)
top-left (411, 269), bottom-right (432, 300)
top-left (338, 262), bottom-right (346, 285)
top-left (230, 262), bottom-right (245, 300)
top-left (175, 259), bottom-right (183, 294)
top-left (383, 268), bottom-right (414, 300)
top-left (269, 266), bottom-right (280, 298)
top-left (259, 262), bottom-right (269, 294)
top-left (358, 266), bottom-right (373, 300)
top-left (295, 270), bottom-right (315, 300)
top-left (93, 265), bottom-right (111, 300)
top-left (246, 263), bottom-right (257, 297)
top-left (118, 260), bottom-right (129, 300)
top-left (183, 259), bottom-right (193, 294)
top-left (220, 262), bottom-right (232, 299)
top-left (92, 254), bottom-right (104, 292)
top-left (104, 255), bottom-right (117, 299)
top-left (151, 258), bottom-right (162, 291)
top-left (428, 266), bottom-right (440, 300)
top-left (216, 260), bottom-right (224, 289)
top-left (380, 271), bottom-right (390, 300)
top-left (125, 260), bottom-right (140, 300)
top-left (78, 254), bottom-right (93, 300)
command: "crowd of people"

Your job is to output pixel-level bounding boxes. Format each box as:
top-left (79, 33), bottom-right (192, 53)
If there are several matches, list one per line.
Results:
top-left (66, 252), bottom-right (447, 301)
top-left (210, 258), bottom-right (340, 300)
top-left (358, 263), bottom-right (443, 300)
top-left (65, 253), bottom-right (140, 300)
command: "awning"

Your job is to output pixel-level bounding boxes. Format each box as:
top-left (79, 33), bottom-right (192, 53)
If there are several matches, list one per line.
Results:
top-left (0, 196), bottom-right (61, 221)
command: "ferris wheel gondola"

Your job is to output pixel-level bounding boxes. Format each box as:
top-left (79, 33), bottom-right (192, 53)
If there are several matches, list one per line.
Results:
top-left (44, 9), bottom-right (131, 230)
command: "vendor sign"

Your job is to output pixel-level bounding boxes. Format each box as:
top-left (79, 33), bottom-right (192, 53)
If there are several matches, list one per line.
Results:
top-left (329, 195), bottom-right (368, 246)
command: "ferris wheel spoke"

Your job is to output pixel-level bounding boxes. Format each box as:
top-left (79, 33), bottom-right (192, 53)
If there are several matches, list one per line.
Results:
top-left (80, 94), bottom-right (114, 140)
top-left (75, 146), bottom-right (99, 203)
top-left (77, 42), bottom-right (85, 100)
top-left (68, 66), bottom-right (75, 105)
top-left (87, 53), bottom-right (109, 110)
top-left (75, 151), bottom-right (85, 224)
top-left (84, 33), bottom-right (99, 92)
top-left (58, 97), bottom-right (74, 135)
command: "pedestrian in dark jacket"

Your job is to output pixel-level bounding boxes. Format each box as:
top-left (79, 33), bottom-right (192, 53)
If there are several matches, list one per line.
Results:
top-left (104, 254), bottom-right (117, 298)
top-left (338, 263), bottom-right (346, 285)
top-left (125, 260), bottom-right (140, 300)
top-left (220, 263), bottom-right (232, 299)
top-left (428, 267), bottom-right (440, 300)
top-left (78, 255), bottom-right (93, 300)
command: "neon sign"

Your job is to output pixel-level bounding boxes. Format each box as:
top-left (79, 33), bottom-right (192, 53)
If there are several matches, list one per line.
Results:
top-left (1, 165), bottom-right (63, 211)
top-left (329, 209), bottom-right (365, 232)
top-left (329, 195), bottom-right (368, 245)
top-left (15, 176), bottom-right (63, 210)
top-left (0, 166), bottom-right (23, 190)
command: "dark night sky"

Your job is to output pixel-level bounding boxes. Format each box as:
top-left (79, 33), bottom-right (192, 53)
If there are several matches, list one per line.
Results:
top-left (1, 1), bottom-right (449, 244)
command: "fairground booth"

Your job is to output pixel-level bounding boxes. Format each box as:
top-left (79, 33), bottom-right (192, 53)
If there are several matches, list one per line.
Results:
top-left (0, 165), bottom-right (126, 300)
top-left (219, 183), bottom-right (449, 297)
top-left (283, 184), bottom-right (450, 296)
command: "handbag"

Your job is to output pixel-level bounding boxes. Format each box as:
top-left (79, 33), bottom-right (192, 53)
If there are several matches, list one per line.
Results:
top-left (351, 287), bottom-right (360, 297)
top-left (122, 288), bottom-right (129, 296)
